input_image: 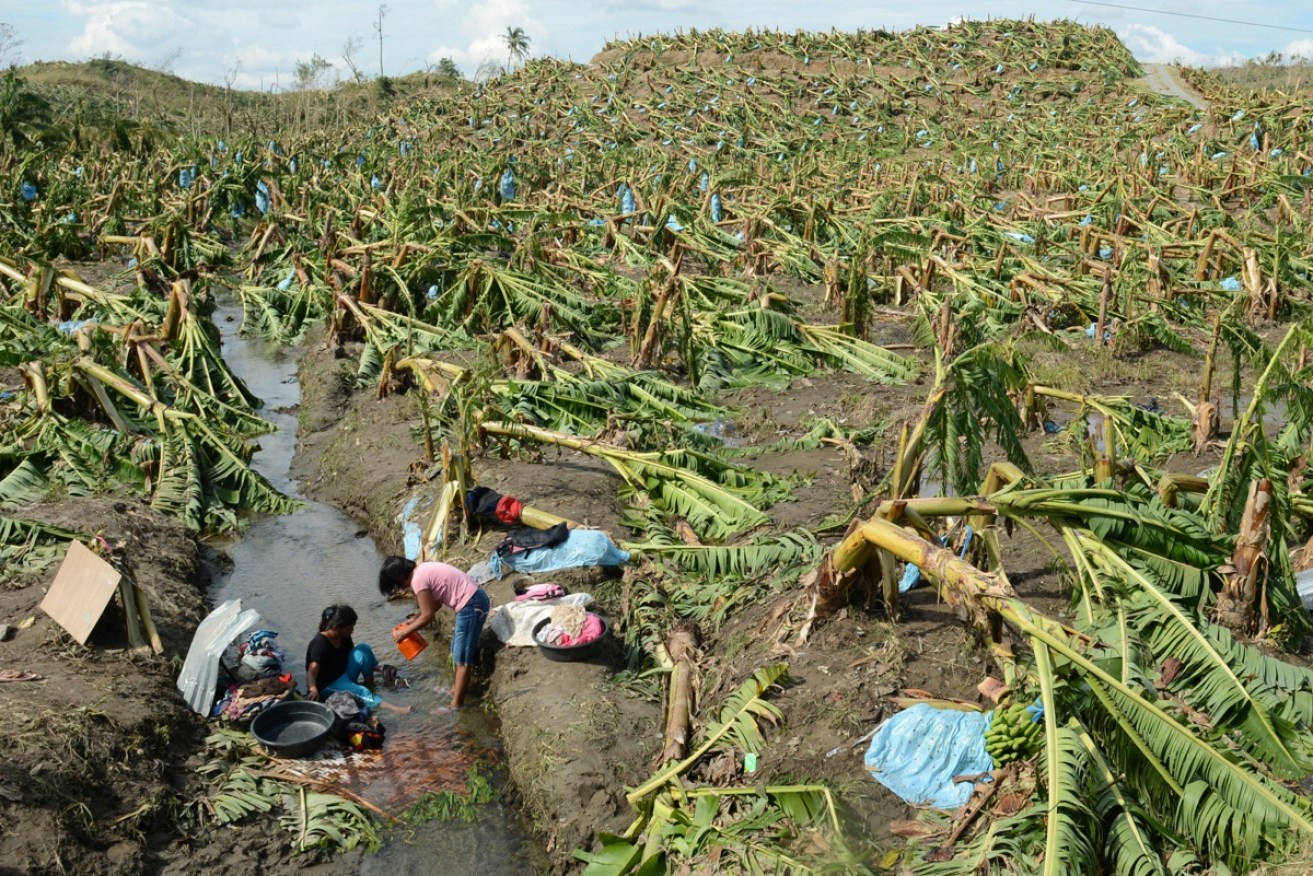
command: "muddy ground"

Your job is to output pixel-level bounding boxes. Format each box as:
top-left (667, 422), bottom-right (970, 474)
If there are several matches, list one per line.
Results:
top-left (0, 496), bottom-right (354, 875)
top-left (0, 308), bottom-right (1230, 875)
top-left (288, 319), bottom-right (1225, 869)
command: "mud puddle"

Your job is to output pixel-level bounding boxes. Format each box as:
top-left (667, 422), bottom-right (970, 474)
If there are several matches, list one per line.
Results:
top-left (203, 301), bottom-right (532, 872)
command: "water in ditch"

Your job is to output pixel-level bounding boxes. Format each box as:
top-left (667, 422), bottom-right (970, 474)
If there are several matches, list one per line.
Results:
top-left (202, 302), bottom-right (533, 873)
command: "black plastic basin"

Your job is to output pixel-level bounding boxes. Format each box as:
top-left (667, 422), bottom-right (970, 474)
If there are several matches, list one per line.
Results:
top-left (250, 700), bottom-right (335, 757)
top-left (531, 615), bottom-right (610, 662)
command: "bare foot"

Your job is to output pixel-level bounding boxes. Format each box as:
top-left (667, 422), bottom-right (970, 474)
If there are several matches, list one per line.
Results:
top-left (397, 704), bottom-right (414, 715)
top-left (433, 705), bottom-right (452, 715)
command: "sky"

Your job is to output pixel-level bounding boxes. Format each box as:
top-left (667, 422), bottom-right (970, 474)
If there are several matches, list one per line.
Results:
top-left (1, 1), bottom-right (1311, 91)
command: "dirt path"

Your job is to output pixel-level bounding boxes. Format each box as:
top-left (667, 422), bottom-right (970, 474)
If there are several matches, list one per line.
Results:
top-left (1139, 63), bottom-right (1208, 109)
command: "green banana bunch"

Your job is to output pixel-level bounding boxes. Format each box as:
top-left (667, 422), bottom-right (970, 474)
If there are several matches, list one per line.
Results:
top-left (984, 699), bottom-right (1043, 766)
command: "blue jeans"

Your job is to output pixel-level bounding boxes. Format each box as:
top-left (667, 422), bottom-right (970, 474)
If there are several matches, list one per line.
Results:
top-left (451, 588), bottom-right (489, 666)
top-left (324, 643), bottom-right (381, 707)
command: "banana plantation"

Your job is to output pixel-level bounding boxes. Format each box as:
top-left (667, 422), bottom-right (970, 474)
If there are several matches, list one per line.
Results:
top-left (6, 16), bottom-right (1313, 876)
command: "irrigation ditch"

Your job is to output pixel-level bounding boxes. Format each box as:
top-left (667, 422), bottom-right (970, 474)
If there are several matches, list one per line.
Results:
top-left (6, 16), bottom-right (1313, 876)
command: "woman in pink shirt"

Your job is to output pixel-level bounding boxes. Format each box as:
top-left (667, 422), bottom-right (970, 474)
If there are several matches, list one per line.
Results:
top-left (380, 557), bottom-right (490, 708)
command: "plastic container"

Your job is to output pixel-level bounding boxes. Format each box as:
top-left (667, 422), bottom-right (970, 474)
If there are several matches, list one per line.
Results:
top-left (531, 616), bottom-right (610, 662)
top-left (250, 700), bottom-right (334, 758)
top-left (394, 624), bottom-right (428, 661)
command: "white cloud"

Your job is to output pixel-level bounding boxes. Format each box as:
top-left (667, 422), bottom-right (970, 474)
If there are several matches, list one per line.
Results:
top-left (21, 1), bottom-right (1313, 88)
top-left (426, 0), bottom-right (545, 73)
top-left (1117, 23), bottom-right (1209, 66)
top-left (63, 0), bottom-right (193, 57)
top-left (427, 44), bottom-right (469, 65)
top-left (602, 0), bottom-right (695, 10)
top-left (1283, 39), bottom-right (1313, 62)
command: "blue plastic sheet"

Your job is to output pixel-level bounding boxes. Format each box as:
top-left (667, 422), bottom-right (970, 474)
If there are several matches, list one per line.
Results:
top-left (399, 496), bottom-right (425, 560)
top-left (20, 182), bottom-right (37, 202)
top-left (710, 193), bottom-right (723, 222)
top-left (499, 168), bottom-right (517, 201)
top-left (488, 529), bottom-right (630, 578)
top-left (866, 703), bottom-right (993, 809)
top-left (255, 180), bottom-right (270, 215)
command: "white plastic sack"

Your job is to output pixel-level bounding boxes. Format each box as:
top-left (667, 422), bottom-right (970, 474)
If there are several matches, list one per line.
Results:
top-left (865, 703), bottom-right (993, 809)
top-left (176, 599), bottom-right (261, 715)
top-left (488, 592), bottom-right (593, 646)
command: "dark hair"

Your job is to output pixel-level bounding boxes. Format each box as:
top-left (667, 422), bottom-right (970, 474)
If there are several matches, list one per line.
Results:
top-left (379, 556), bottom-right (417, 597)
top-left (319, 604), bottom-right (358, 632)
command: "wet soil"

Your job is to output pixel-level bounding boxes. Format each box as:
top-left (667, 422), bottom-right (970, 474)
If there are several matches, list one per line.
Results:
top-left (0, 497), bottom-right (353, 876)
top-left (287, 315), bottom-right (1165, 870)
top-left (0, 304), bottom-right (1232, 875)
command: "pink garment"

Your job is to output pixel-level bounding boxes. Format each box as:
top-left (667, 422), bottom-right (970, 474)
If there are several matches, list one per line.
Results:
top-left (560, 613), bottom-right (605, 647)
top-left (412, 562), bottom-right (478, 612)
top-left (515, 583), bottom-right (565, 602)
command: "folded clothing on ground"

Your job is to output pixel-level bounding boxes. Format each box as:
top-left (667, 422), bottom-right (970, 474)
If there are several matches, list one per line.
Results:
top-left (466, 487), bottom-right (502, 521)
top-left (515, 583), bottom-right (566, 602)
top-left (495, 523), bottom-right (569, 557)
top-left (213, 674), bottom-right (295, 722)
top-left (495, 495), bottom-right (524, 524)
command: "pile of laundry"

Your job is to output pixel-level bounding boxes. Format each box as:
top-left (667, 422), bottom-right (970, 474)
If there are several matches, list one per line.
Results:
top-left (234, 628), bottom-right (286, 681)
top-left (535, 603), bottom-right (606, 647)
top-left (212, 629), bottom-right (296, 723)
top-left (212, 673), bottom-right (296, 722)
top-left (466, 486), bottom-right (525, 525)
top-left (324, 690), bottom-right (386, 751)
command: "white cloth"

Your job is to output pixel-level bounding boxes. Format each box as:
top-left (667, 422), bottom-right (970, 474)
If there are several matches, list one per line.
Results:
top-left (488, 593), bottom-right (593, 646)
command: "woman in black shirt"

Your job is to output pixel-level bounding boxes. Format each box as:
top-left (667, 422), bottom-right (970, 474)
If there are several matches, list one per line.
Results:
top-left (305, 605), bottom-right (411, 714)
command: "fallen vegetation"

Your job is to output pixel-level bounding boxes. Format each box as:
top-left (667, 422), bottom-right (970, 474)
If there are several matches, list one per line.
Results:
top-left (4, 15), bottom-right (1313, 875)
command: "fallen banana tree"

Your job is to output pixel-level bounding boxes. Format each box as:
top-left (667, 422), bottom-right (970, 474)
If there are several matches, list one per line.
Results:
top-left (827, 494), bottom-right (1313, 872)
top-left (575, 664), bottom-right (874, 875)
top-left (0, 259), bottom-right (299, 532)
top-left (478, 420), bottom-right (787, 541)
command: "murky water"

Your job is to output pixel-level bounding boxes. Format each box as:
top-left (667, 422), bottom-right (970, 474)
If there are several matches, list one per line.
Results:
top-left (203, 302), bottom-right (533, 872)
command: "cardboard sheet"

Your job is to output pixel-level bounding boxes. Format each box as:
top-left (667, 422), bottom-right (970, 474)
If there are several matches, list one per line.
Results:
top-left (40, 541), bottom-right (121, 644)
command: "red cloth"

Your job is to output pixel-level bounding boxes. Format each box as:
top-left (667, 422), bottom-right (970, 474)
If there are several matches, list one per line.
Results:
top-left (495, 495), bottom-right (524, 524)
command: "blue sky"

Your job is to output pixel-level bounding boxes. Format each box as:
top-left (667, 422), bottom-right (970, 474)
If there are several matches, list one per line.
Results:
top-left (1, 1), bottom-right (1311, 90)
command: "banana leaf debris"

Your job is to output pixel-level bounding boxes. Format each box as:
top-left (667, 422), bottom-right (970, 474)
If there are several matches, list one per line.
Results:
top-left (7, 14), bottom-right (1313, 875)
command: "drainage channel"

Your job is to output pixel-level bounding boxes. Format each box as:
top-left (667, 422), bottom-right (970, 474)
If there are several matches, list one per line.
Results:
top-left (202, 302), bottom-right (532, 872)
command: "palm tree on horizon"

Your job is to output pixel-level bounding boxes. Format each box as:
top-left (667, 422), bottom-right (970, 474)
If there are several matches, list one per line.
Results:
top-left (504, 26), bottom-right (530, 71)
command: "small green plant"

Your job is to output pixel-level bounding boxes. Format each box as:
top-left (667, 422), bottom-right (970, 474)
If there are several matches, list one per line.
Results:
top-left (400, 765), bottom-right (497, 825)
